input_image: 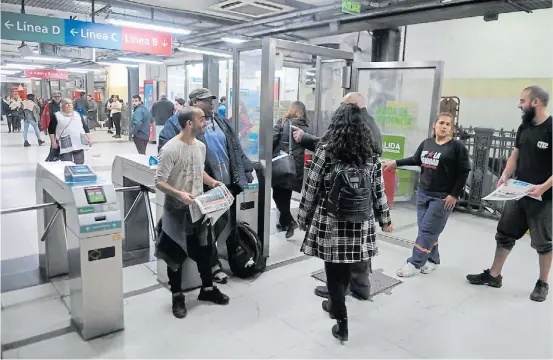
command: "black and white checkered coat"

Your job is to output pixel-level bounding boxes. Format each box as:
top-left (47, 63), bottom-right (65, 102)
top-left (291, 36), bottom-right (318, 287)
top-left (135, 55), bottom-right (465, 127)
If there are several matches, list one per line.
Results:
top-left (298, 145), bottom-right (391, 263)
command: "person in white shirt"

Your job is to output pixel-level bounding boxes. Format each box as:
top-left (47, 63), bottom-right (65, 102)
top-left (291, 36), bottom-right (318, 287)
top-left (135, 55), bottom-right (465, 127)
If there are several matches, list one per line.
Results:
top-left (49, 98), bottom-right (91, 164)
top-left (108, 95), bottom-right (122, 138)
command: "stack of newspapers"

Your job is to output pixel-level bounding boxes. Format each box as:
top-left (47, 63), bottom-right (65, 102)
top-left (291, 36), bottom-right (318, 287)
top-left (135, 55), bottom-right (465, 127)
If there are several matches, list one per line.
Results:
top-left (190, 185), bottom-right (235, 225)
top-left (483, 179), bottom-right (542, 201)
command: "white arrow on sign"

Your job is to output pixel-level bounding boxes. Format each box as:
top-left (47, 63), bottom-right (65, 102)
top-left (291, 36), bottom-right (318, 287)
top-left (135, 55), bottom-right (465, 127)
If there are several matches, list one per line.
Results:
top-left (70, 29), bottom-right (77, 36)
top-left (161, 40), bottom-right (168, 47)
top-left (86, 226), bottom-right (90, 231)
top-left (4, 21), bottom-right (14, 30)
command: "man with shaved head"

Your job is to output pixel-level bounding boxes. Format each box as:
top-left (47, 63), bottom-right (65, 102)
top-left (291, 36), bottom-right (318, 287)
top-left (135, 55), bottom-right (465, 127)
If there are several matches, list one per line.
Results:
top-left (468, 85), bottom-right (552, 302)
top-left (292, 92), bottom-right (386, 302)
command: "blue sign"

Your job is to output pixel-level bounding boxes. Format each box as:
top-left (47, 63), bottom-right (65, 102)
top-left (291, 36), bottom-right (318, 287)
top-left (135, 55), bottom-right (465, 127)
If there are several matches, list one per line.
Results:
top-left (64, 19), bottom-right (121, 49)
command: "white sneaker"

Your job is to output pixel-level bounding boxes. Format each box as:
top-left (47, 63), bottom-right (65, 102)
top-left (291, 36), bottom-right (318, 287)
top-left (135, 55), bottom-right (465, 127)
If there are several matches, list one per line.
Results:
top-left (397, 262), bottom-right (419, 277)
top-left (421, 262), bottom-right (439, 274)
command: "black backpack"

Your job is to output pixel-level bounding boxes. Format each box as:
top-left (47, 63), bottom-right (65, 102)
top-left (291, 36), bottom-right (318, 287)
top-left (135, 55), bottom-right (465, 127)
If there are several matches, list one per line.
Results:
top-left (227, 221), bottom-right (266, 278)
top-left (325, 163), bottom-right (372, 222)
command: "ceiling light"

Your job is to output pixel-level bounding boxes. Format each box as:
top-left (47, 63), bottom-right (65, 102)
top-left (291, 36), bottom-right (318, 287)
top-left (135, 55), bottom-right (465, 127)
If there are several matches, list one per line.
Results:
top-left (1, 70), bottom-right (22, 75)
top-left (96, 61), bottom-right (139, 68)
top-left (65, 68), bottom-right (104, 73)
top-left (107, 19), bottom-right (190, 35)
top-left (222, 37), bottom-right (247, 44)
top-left (177, 47), bottom-right (232, 58)
top-left (2, 63), bottom-right (46, 69)
top-left (117, 57), bottom-right (164, 65)
top-left (24, 56), bottom-right (71, 63)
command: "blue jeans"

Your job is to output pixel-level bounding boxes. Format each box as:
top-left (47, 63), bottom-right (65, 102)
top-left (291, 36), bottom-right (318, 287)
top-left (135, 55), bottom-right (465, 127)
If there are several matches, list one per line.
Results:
top-left (407, 189), bottom-right (453, 268)
top-left (24, 119), bottom-right (41, 142)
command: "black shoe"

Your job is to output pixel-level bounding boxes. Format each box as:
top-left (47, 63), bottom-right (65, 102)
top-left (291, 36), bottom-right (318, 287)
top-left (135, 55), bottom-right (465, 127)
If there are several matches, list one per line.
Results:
top-left (172, 292), bottom-right (187, 319)
top-left (24, 141), bottom-right (30, 147)
top-left (332, 319), bottom-right (348, 344)
top-left (38, 140), bottom-right (45, 146)
top-left (314, 286), bottom-right (329, 299)
top-left (107, 130), bottom-right (113, 134)
top-left (198, 287), bottom-right (230, 305)
top-left (322, 300), bottom-right (335, 319)
top-left (530, 280), bottom-right (549, 302)
top-left (286, 221), bottom-right (298, 239)
top-left (276, 223), bottom-right (288, 232)
top-left (466, 269), bottom-right (502, 288)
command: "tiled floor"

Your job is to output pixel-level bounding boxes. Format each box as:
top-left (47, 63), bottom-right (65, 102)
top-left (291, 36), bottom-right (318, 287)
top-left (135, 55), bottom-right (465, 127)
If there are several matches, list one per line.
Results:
top-left (1, 120), bottom-right (552, 358)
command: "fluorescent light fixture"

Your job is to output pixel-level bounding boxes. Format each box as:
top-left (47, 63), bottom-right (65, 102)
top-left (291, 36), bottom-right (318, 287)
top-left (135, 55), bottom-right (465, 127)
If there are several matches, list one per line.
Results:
top-left (107, 19), bottom-right (190, 35)
top-left (177, 47), bottom-right (232, 58)
top-left (117, 57), bottom-right (164, 65)
top-left (2, 63), bottom-right (45, 69)
top-left (65, 68), bottom-right (104, 73)
top-left (24, 56), bottom-right (71, 63)
top-left (96, 61), bottom-right (139, 68)
top-left (1, 70), bottom-right (22, 75)
top-left (222, 37), bottom-right (247, 44)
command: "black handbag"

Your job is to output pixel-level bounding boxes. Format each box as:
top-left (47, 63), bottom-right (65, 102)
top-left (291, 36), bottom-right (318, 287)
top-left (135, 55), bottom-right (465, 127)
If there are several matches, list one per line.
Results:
top-left (272, 119), bottom-right (296, 186)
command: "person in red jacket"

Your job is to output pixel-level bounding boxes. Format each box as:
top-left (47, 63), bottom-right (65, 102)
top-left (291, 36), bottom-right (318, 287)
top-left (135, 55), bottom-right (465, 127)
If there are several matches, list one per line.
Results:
top-left (41, 92), bottom-right (62, 136)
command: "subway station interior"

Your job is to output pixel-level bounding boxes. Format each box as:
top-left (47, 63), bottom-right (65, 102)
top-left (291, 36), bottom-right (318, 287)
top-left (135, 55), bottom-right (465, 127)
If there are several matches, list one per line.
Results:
top-left (0, 0), bottom-right (552, 358)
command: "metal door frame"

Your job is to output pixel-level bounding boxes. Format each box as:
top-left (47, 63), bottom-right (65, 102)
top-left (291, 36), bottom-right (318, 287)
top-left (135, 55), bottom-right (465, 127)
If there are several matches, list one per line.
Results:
top-left (232, 38), bottom-right (354, 257)
top-left (349, 61), bottom-right (444, 136)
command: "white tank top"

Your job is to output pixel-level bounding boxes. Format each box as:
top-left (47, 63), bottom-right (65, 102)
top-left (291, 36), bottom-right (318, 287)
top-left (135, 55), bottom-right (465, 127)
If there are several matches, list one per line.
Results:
top-left (54, 111), bottom-right (89, 154)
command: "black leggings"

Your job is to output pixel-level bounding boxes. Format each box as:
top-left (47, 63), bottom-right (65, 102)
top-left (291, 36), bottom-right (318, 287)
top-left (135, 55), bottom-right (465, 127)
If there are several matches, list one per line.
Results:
top-left (325, 262), bottom-right (353, 320)
top-left (272, 186), bottom-right (294, 226)
top-left (112, 112), bottom-right (122, 135)
top-left (167, 245), bottom-right (214, 294)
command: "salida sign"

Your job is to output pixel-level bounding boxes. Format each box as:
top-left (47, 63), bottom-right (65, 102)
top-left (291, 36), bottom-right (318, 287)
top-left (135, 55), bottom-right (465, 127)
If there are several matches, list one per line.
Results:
top-left (1, 11), bottom-right (172, 56)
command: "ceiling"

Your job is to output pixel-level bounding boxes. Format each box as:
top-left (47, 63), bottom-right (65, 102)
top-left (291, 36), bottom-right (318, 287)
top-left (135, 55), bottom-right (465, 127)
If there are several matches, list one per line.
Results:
top-left (1, 0), bottom-right (552, 69)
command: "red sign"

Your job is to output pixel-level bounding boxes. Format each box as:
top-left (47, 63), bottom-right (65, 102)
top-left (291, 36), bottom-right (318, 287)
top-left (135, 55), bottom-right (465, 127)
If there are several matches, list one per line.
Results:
top-left (24, 69), bottom-right (69, 80)
top-left (121, 27), bottom-right (172, 56)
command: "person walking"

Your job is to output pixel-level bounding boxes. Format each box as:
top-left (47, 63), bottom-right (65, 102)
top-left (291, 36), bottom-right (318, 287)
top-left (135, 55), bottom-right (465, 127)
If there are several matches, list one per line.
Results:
top-left (48, 98), bottom-right (92, 164)
top-left (9, 93), bottom-right (23, 132)
top-left (86, 95), bottom-right (98, 130)
top-left (467, 86), bottom-right (552, 302)
top-left (131, 95), bottom-right (152, 155)
top-left (2, 96), bottom-right (11, 130)
top-left (108, 95), bottom-right (122, 138)
top-left (21, 94), bottom-right (45, 147)
top-left (383, 112), bottom-right (471, 277)
top-left (272, 101), bottom-right (311, 238)
top-left (298, 103), bottom-right (393, 343)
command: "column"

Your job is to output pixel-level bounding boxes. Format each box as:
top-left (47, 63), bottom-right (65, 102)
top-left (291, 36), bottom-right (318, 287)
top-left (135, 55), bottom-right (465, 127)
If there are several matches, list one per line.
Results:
top-left (371, 28), bottom-right (401, 62)
top-left (202, 55), bottom-right (219, 100)
top-left (127, 67), bottom-right (140, 140)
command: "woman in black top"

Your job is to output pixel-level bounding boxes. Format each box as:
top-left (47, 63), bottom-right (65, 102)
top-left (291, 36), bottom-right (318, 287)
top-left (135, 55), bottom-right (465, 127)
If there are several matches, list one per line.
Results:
top-left (272, 101), bottom-right (310, 238)
top-left (383, 112), bottom-right (470, 277)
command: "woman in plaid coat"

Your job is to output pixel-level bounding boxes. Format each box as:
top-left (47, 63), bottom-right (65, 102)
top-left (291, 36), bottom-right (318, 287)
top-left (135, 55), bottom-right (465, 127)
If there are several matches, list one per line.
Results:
top-left (298, 103), bottom-right (393, 343)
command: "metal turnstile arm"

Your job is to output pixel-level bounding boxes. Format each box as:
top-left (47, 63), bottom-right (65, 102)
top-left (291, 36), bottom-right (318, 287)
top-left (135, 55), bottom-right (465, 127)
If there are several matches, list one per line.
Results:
top-left (40, 204), bottom-right (65, 242)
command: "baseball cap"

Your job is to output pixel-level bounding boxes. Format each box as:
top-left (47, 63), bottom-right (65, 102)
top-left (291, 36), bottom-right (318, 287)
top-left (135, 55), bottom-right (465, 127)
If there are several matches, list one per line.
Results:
top-left (189, 88), bottom-right (216, 101)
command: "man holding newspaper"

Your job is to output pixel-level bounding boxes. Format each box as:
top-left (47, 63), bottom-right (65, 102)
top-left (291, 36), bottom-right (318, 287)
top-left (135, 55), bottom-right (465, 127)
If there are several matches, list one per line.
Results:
top-left (154, 107), bottom-right (231, 319)
top-left (467, 86), bottom-right (552, 302)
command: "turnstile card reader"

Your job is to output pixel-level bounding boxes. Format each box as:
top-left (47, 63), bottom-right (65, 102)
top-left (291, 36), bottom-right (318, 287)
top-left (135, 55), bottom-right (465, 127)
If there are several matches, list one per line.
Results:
top-left (64, 165), bottom-right (98, 183)
top-left (36, 162), bottom-right (124, 340)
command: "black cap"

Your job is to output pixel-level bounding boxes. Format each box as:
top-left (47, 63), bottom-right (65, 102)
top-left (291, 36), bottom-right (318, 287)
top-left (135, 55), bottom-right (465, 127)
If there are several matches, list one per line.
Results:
top-left (189, 88), bottom-right (216, 101)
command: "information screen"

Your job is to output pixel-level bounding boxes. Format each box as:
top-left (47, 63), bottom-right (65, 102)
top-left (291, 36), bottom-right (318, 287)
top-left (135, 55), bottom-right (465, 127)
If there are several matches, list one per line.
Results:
top-left (84, 187), bottom-right (107, 204)
top-left (70, 165), bottom-right (94, 175)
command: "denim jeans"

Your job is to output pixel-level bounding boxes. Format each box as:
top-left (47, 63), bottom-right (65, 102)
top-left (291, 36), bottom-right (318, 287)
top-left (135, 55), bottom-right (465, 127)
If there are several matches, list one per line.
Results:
top-left (24, 119), bottom-right (41, 142)
top-left (407, 189), bottom-right (452, 268)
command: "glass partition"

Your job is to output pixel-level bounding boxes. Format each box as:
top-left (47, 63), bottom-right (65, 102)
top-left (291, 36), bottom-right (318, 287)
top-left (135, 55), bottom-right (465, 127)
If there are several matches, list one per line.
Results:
top-left (236, 49), bottom-right (262, 162)
top-left (167, 64), bottom-right (185, 101)
top-left (317, 60), bottom-right (347, 137)
top-left (186, 63), bottom-right (203, 96)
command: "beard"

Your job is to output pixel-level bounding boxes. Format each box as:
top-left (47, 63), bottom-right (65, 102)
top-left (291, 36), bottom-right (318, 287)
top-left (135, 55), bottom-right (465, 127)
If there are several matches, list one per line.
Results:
top-left (521, 106), bottom-right (536, 125)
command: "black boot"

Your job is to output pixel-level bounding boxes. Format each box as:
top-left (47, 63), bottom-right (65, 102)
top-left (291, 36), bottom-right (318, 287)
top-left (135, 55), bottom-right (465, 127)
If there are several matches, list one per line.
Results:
top-left (332, 318), bottom-right (348, 344)
top-left (321, 300), bottom-right (335, 319)
top-left (24, 141), bottom-right (31, 147)
top-left (172, 292), bottom-right (187, 319)
top-left (286, 220), bottom-right (298, 239)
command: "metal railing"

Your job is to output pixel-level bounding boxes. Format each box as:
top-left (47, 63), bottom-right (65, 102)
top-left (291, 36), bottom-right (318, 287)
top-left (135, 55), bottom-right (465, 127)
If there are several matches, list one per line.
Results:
top-left (454, 126), bottom-right (517, 219)
top-left (0, 185), bottom-right (156, 243)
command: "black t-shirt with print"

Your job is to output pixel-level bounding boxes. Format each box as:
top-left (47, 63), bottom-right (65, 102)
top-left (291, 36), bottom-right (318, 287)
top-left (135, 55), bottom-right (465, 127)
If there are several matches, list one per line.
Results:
top-left (515, 116), bottom-right (552, 200)
top-left (396, 138), bottom-right (471, 197)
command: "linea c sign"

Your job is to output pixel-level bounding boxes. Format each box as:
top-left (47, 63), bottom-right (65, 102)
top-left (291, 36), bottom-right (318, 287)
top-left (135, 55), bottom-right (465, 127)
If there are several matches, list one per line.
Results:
top-left (24, 69), bottom-right (69, 80)
top-left (1, 11), bottom-right (172, 56)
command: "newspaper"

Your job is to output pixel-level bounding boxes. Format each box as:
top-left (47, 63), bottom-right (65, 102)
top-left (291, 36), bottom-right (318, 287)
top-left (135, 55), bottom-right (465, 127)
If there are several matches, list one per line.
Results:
top-left (483, 179), bottom-right (542, 201)
top-left (190, 185), bottom-right (235, 225)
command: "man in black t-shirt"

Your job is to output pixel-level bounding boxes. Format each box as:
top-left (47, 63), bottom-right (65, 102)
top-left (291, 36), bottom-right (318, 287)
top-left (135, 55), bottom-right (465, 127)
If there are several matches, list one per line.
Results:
top-left (467, 86), bottom-right (552, 302)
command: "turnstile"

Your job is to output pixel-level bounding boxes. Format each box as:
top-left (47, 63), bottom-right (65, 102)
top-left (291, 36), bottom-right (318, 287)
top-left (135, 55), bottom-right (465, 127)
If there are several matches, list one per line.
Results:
top-left (36, 162), bottom-right (124, 340)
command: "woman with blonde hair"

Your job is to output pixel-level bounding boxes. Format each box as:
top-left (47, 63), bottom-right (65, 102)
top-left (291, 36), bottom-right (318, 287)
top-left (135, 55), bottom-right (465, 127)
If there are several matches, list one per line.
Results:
top-left (49, 98), bottom-right (91, 164)
top-left (383, 112), bottom-right (470, 277)
top-left (272, 100), bottom-right (311, 238)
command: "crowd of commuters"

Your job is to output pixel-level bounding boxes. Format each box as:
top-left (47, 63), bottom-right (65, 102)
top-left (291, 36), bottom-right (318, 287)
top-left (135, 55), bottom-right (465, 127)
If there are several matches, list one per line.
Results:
top-left (2, 83), bottom-right (550, 345)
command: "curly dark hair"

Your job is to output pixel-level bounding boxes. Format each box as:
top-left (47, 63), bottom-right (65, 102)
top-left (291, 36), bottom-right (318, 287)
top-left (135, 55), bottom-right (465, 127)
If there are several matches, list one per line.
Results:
top-left (322, 103), bottom-right (381, 166)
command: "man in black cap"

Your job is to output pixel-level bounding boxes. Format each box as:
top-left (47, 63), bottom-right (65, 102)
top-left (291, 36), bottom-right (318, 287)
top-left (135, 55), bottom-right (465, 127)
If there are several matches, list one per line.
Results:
top-left (189, 88), bottom-right (254, 283)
